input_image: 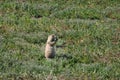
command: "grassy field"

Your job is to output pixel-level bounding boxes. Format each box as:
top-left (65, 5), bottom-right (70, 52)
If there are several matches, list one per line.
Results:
top-left (0, 0), bottom-right (120, 80)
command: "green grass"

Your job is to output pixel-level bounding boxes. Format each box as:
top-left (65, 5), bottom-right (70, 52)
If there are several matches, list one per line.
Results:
top-left (0, 0), bottom-right (120, 80)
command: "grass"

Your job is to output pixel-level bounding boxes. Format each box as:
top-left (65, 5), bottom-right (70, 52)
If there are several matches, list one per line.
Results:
top-left (0, 0), bottom-right (120, 80)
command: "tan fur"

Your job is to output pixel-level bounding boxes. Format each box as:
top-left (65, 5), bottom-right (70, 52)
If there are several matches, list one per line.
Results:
top-left (45, 34), bottom-right (58, 59)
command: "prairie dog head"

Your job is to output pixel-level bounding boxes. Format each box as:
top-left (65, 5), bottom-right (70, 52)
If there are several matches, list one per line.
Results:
top-left (47, 34), bottom-right (58, 46)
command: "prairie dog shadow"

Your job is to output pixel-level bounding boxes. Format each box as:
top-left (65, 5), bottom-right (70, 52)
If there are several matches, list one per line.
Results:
top-left (56, 54), bottom-right (72, 59)
top-left (56, 45), bottom-right (67, 48)
top-left (56, 42), bottom-right (67, 48)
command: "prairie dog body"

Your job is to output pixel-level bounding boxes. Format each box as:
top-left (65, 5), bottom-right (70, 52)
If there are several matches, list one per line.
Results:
top-left (45, 34), bottom-right (58, 59)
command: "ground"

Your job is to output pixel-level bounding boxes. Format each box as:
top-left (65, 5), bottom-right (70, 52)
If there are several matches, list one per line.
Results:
top-left (0, 0), bottom-right (120, 80)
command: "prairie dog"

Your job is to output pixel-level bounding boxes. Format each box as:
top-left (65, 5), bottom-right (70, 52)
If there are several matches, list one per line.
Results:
top-left (45, 34), bottom-right (58, 59)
